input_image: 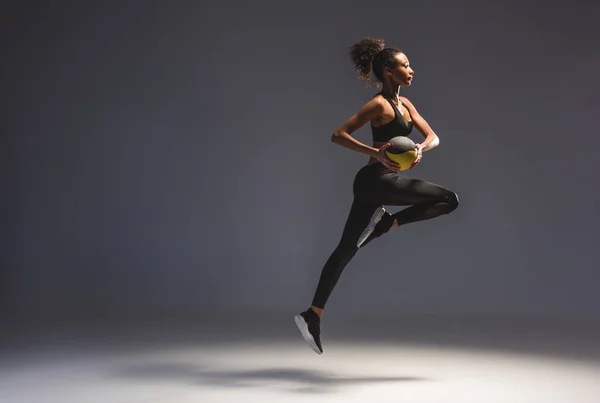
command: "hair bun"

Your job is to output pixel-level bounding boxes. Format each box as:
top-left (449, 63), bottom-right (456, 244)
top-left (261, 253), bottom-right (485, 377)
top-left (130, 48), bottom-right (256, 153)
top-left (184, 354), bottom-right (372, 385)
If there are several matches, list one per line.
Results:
top-left (348, 37), bottom-right (386, 80)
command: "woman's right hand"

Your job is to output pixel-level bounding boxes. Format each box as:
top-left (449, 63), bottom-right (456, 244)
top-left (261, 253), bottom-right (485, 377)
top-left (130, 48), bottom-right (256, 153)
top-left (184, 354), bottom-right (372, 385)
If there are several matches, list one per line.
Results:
top-left (374, 143), bottom-right (401, 171)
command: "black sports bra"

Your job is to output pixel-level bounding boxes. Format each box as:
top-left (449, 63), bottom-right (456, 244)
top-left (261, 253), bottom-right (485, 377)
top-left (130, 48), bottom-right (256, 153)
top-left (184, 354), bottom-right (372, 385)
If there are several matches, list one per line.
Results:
top-left (371, 95), bottom-right (414, 143)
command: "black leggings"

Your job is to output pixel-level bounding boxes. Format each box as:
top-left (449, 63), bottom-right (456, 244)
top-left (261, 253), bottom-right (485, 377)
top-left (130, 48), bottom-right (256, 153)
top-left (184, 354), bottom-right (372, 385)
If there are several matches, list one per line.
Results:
top-left (311, 162), bottom-right (459, 309)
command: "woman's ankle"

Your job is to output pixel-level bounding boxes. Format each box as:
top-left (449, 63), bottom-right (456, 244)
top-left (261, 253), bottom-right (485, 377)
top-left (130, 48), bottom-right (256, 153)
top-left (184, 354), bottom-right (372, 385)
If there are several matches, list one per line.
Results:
top-left (310, 305), bottom-right (323, 319)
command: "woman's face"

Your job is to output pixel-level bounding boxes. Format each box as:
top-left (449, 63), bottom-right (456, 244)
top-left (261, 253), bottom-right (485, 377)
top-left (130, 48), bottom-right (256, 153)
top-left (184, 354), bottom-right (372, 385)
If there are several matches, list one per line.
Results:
top-left (388, 52), bottom-right (414, 86)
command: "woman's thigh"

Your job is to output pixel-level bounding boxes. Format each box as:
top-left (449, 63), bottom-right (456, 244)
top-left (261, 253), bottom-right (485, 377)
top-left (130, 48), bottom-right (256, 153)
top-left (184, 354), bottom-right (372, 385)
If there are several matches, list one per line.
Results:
top-left (378, 174), bottom-right (456, 206)
top-left (354, 165), bottom-right (455, 206)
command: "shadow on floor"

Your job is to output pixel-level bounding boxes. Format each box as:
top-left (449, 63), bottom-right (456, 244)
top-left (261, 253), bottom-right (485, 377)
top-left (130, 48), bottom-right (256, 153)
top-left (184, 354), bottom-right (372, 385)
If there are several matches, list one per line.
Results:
top-left (111, 362), bottom-right (428, 394)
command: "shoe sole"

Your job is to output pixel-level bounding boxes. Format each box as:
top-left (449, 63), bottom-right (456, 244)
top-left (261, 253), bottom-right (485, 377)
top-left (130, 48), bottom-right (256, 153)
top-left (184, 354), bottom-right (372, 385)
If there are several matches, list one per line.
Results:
top-left (294, 315), bottom-right (322, 355)
top-left (356, 207), bottom-right (386, 248)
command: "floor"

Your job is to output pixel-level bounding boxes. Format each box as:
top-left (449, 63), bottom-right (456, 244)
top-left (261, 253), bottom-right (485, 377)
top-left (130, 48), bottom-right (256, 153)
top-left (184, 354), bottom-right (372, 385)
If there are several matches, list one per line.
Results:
top-left (2, 314), bottom-right (600, 403)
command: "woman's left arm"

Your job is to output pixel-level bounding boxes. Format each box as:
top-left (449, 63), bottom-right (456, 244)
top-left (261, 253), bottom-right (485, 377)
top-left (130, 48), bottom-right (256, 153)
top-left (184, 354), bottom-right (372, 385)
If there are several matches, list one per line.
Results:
top-left (400, 96), bottom-right (440, 152)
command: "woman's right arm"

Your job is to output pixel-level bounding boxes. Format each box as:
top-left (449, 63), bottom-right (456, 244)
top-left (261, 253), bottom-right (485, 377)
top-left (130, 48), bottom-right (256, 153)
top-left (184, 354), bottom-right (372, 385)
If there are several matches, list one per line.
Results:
top-left (331, 98), bottom-right (400, 171)
top-left (331, 97), bottom-right (384, 158)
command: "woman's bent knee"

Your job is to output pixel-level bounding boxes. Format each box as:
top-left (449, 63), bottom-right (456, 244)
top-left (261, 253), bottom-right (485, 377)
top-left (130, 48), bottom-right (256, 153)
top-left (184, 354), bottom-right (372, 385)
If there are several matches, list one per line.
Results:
top-left (446, 191), bottom-right (459, 212)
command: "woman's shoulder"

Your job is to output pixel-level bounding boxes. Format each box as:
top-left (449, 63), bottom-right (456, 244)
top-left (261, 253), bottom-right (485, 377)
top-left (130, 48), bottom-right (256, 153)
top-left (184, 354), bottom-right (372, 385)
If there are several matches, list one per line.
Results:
top-left (399, 95), bottom-right (413, 106)
top-left (368, 92), bottom-right (388, 106)
top-left (362, 94), bottom-right (387, 113)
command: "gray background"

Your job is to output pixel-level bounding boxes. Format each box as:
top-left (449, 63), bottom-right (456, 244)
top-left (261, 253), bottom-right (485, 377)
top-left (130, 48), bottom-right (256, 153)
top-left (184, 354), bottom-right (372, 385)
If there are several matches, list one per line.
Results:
top-left (2, 0), bottom-right (599, 326)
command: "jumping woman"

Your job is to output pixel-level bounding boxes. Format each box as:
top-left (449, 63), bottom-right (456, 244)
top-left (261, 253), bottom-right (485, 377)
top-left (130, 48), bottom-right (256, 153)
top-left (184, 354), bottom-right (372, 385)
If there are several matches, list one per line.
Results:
top-left (294, 37), bottom-right (460, 354)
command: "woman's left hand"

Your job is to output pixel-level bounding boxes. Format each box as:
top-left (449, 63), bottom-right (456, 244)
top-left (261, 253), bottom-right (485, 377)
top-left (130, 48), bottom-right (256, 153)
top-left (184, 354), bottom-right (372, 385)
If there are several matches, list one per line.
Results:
top-left (410, 144), bottom-right (423, 169)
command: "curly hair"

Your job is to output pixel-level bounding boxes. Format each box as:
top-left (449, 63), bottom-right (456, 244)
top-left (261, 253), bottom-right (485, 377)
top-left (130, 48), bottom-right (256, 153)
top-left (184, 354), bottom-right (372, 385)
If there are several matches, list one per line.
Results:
top-left (348, 37), bottom-right (402, 86)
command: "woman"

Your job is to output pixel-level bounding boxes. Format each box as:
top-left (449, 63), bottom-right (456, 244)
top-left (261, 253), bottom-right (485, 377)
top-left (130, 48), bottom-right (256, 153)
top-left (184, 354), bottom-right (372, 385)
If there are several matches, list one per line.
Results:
top-left (294, 38), bottom-right (459, 354)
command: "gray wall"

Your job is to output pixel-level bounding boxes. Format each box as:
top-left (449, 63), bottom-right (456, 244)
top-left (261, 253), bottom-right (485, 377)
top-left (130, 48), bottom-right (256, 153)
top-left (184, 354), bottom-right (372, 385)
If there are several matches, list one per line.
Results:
top-left (3, 1), bottom-right (600, 323)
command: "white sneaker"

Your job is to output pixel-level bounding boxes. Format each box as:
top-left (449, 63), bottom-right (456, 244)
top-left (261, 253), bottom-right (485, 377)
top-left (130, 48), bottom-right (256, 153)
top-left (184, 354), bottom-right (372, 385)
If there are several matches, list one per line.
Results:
top-left (356, 206), bottom-right (386, 248)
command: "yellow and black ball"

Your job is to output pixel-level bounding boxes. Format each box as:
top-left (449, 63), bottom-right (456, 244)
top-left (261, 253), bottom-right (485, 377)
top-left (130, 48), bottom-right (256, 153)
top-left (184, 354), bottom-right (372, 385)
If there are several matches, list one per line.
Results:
top-left (385, 136), bottom-right (417, 170)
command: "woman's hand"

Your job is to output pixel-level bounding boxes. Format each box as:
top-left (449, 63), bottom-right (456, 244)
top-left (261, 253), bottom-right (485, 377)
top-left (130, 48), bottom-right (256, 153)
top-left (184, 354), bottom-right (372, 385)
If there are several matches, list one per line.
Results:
top-left (409, 143), bottom-right (423, 169)
top-left (374, 143), bottom-right (401, 171)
